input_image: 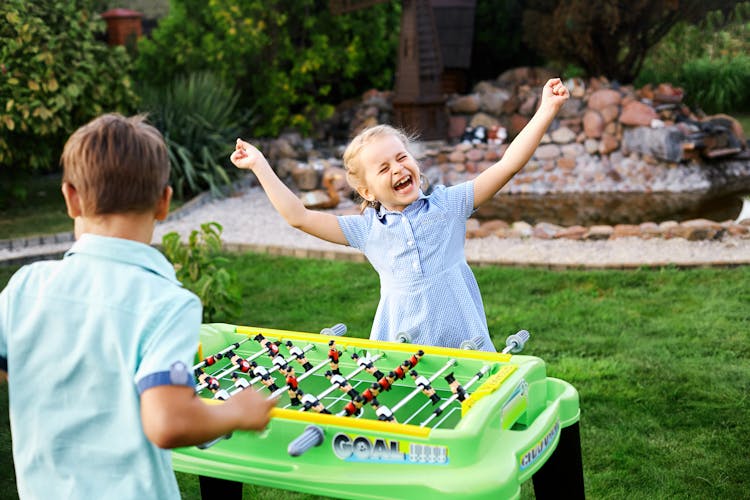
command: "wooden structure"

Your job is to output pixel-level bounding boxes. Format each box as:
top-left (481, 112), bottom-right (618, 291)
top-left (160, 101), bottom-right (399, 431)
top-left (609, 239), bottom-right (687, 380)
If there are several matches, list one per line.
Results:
top-left (331, 1), bottom-right (476, 140)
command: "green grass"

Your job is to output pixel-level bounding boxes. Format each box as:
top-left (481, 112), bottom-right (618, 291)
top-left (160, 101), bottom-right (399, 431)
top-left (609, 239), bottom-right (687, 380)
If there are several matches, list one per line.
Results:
top-left (1, 254), bottom-right (749, 499)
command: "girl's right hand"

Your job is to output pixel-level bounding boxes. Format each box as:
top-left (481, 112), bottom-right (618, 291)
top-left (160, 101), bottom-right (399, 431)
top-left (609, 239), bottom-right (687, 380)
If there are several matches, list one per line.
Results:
top-left (230, 138), bottom-right (264, 171)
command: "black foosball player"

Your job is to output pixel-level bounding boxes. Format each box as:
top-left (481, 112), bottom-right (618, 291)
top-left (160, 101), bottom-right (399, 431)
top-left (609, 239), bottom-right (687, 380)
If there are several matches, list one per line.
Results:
top-left (272, 354), bottom-right (291, 376)
top-left (249, 361), bottom-right (279, 392)
top-left (301, 393), bottom-right (331, 414)
top-left (351, 352), bottom-right (384, 380)
top-left (444, 372), bottom-right (467, 401)
top-left (342, 395), bottom-right (365, 417)
top-left (230, 372), bottom-right (250, 391)
top-left (325, 370), bottom-right (360, 399)
top-left (195, 368), bottom-right (220, 391)
top-left (226, 350), bottom-right (251, 373)
top-left (253, 333), bottom-right (280, 357)
top-left (211, 387), bottom-right (230, 401)
top-left (285, 341), bottom-right (313, 371)
top-left (410, 370), bottom-right (441, 405)
top-left (328, 340), bottom-right (342, 375)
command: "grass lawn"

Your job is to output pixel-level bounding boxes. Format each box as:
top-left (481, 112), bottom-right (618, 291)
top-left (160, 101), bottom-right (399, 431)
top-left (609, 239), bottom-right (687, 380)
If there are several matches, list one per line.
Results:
top-left (1, 253), bottom-right (748, 499)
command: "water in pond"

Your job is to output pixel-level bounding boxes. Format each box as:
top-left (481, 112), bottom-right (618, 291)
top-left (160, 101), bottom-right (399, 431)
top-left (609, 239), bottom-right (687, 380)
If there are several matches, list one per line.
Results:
top-left (473, 192), bottom-right (749, 226)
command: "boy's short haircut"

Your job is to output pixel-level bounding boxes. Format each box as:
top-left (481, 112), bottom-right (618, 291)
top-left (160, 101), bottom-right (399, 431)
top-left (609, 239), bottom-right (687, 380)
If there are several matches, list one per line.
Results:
top-left (61, 113), bottom-right (170, 215)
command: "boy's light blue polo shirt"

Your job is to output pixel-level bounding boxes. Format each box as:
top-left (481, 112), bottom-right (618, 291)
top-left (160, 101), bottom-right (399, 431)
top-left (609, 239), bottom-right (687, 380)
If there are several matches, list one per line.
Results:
top-left (0, 234), bottom-right (202, 499)
top-left (337, 182), bottom-right (494, 352)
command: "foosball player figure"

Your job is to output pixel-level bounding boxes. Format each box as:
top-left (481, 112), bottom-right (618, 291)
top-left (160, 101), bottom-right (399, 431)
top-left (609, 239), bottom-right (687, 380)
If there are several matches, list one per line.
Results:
top-left (342, 394), bottom-right (365, 417)
top-left (286, 376), bottom-right (302, 406)
top-left (231, 372), bottom-right (250, 391)
top-left (325, 370), bottom-right (360, 399)
top-left (226, 350), bottom-right (251, 373)
top-left (198, 351), bottom-right (223, 367)
top-left (285, 341), bottom-right (313, 371)
top-left (272, 354), bottom-right (291, 376)
top-left (328, 340), bottom-right (342, 375)
top-left (410, 370), bottom-right (440, 405)
top-left (249, 361), bottom-right (279, 392)
top-left (371, 401), bottom-right (396, 422)
top-left (361, 383), bottom-right (380, 407)
top-left (444, 372), bottom-right (467, 401)
top-left (211, 387), bottom-right (230, 401)
top-left (195, 368), bottom-right (220, 391)
top-left (377, 371), bottom-right (397, 392)
top-left (392, 360), bottom-right (412, 381)
top-left (405, 350), bottom-right (425, 369)
top-left (351, 353), bottom-right (384, 380)
top-left (301, 393), bottom-right (331, 414)
top-left (254, 333), bottom-right (280, 357)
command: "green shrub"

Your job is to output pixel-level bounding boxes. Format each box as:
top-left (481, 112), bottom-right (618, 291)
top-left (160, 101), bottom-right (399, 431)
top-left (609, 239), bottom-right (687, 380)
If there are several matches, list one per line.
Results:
top-left (134, 0), bottom-right (400, 137)
top-left (0, 0), bottom-right (137, 171)
top-left (137, 72), bottom-right (243, 199)
top-left (161, 222), bottom-right (241, 323)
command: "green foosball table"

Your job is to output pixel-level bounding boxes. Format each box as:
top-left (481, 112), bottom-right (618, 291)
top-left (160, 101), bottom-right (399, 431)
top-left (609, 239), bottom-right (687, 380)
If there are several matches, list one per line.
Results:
top-left (172, 323), bottom-right (585, 499)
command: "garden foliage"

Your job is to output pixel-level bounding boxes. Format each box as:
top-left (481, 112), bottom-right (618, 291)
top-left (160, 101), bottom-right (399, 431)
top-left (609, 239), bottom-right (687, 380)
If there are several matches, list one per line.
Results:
top-left (137, 72), bottom-right (243, 199)
top-left (0, 0), bottom-right (136, 171)
top-left (134, 0), bottom-right (400, 138)
top-left (161, 222), bottom-right (241, 323)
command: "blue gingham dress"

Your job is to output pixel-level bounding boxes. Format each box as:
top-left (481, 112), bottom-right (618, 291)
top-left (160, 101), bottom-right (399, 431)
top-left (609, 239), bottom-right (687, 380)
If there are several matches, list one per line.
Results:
top-left (337, 182), bottom-right (495, 352)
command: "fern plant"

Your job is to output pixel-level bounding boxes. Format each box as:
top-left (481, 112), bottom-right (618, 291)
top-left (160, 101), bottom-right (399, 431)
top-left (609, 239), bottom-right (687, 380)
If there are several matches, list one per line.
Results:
top-left (137, 72), bottom-right (244, 200)
top-left (161, 222), bottom-right (241, 323)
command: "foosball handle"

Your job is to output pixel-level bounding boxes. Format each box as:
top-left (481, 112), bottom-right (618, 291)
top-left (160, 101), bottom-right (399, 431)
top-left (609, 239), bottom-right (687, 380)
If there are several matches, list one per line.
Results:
top-left (459, 335), bottom-right (485, 350)
top-left (197, 433), bottom-right (232, 449)
top-left (502, 330), bottom-right (530, 354)
top-left (320, 323), bottom-right (347, 336)
top-left (288, 425), bottom-right (325, 457)
top-left (396, 326), bottom-right (419, 343)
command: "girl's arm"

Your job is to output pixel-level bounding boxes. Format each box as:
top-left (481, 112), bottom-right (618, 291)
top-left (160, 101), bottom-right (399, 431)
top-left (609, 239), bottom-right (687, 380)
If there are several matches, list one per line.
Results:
top-left (231, 139), bottom-right (348, 245)
top-left (473, 78), bottom-right (570, 208)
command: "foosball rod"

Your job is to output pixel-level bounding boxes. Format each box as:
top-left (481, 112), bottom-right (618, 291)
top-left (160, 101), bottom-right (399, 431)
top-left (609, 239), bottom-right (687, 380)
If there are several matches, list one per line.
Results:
top-left (314, 353), bottom-right (384, 404)
top-left (419, 364), bottom-right (491, 428)
top-left (391, 358), bottom-right (457, 415)
top-left (192, 338), bottom-right (251, 371)
top-left (267, 346), bottom-right (332, 400)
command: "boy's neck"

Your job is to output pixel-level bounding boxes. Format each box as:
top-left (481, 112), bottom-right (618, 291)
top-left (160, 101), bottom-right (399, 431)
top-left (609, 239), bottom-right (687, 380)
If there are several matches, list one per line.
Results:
top-left (74, 212), bottom-right (157, 245)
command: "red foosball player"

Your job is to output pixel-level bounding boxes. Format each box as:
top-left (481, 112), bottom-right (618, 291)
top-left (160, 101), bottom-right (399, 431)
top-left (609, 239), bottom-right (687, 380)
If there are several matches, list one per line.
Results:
top-left (254, 333), bottom-right (280, 357)
top-left (286, 374), bottom-right (302, 406)
top-left (198, 352), bottom-right (223, 367)
top-left (328, 340), bottom-right (342, 375)
top-left (351, 353), bottom-right (384, 380)
top-left (195, 368), bottom-right (220, 391)
top-left (249, 361), bottom-right (279, 392)
top-left (361, 383), bottom-right (380, 407)
top-left (410, 370), bottom-right (440, 405)
top-left (285, 341), bottom-right (313, 371)
top-left (226, 350), bottom-right (251, 373)
top-left (371, 401), bottom-right (396, 422)
top-left (392, 360), bottom-right (412, 381)
top-left (342, 395), bottom-right (365, 417)
top-left (444, 372), bottom-right (467, 401)
top-left (377, 371), bottom-right (397, 392)
top-left (301, 393), bottom-right (331, 414)
top-left (325, 370), bottom-right (360, 399)
top-left (404, 350), bottom-right (425, 369)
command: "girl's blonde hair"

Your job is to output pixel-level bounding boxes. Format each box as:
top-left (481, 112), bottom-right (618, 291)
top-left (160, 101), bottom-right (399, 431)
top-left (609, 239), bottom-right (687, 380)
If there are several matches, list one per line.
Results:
top-left (342, 124), bottom-right (415, 212)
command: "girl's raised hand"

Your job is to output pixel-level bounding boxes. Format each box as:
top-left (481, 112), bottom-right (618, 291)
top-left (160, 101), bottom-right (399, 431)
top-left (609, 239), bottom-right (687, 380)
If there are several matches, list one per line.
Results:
top-left (230, 138), bottom-right (265, 171)
top-left (541, 78), bottom-right (570, 111)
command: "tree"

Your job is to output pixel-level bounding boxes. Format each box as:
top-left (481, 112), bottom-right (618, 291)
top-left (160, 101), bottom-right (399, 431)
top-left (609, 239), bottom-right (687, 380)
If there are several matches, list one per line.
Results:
top-left (521, 0), bottom-right (742, 82)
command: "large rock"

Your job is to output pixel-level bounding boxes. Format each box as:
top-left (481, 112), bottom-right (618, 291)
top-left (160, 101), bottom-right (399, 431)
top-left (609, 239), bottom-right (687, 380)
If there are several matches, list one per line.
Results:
top-left (622, 126), bottom-right (684, 163)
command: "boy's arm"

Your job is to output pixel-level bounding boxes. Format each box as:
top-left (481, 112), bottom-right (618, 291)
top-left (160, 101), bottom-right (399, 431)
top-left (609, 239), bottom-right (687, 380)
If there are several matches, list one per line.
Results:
top-left (231, 139), bottom-right (348, 245)
top-left (473, 78), bottom-right (569, 208)
top-left (140, 384), bottom-right (277, 449)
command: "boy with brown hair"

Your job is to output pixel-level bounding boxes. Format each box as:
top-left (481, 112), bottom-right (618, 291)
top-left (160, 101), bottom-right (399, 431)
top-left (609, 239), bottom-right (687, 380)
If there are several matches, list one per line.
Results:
top-left (0, 113), bottom-right (276, 499)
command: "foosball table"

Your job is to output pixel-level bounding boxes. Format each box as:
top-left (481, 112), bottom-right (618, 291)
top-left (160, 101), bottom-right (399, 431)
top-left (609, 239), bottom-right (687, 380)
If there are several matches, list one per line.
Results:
top-left (172, 323), bottom-right (584, 499)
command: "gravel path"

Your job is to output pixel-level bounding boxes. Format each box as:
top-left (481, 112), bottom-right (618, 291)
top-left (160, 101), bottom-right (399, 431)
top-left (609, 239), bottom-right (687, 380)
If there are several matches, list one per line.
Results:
top-left (150, 186), bottom-right (750, 269)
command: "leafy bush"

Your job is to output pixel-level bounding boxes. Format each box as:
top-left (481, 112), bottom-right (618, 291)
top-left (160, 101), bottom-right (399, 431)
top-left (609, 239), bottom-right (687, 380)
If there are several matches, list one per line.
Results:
top-left (137, 72), bottom-right (243, 199)
top-left (637, 2), bottom-right (750, 113)
top-left (161, 222), bottom-right (241, 323)
top-left (0, 0), bottom-right (137, 171)
top-left (134, 0), bottom-right (400, 137)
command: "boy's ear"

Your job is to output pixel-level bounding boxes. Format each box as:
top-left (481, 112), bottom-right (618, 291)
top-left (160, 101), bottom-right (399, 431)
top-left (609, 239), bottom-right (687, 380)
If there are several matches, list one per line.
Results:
top-left (61, 182), bottom-right (82, 218)
top-left (155, 185), bottom-right (173, 221)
